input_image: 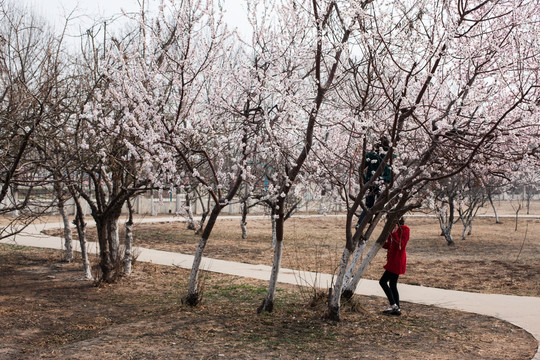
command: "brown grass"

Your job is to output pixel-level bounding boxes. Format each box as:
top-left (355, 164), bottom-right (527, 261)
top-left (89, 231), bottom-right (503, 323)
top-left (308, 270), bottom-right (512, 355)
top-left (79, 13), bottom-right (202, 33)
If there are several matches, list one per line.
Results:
top-left (78, 214), bottom-right (539, 297)
top-left (5, 200), bottom-right (539, 359)
top-left (0, 244), bottom-right (536, 360)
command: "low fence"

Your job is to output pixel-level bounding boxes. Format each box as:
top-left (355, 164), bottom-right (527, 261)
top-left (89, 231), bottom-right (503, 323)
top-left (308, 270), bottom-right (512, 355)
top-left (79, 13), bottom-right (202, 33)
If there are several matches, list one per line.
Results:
top-left (1, 191), bottom-right (538, 218)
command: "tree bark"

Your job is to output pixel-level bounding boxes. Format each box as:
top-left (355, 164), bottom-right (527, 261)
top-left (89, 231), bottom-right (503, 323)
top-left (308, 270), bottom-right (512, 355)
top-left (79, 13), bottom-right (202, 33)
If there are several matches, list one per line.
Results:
top-left (123, 200), bottom-right (134, 275)
top-left (73, 197), bottom-right (92, 280)
top-left (341, 239), bottom-right (368, 300)
top-left (58, 197), bottom-right (73, 263)
top-left (438, 200), bottom-right (455, 246)
top-left (186, 206), bottom-right (221, 306)
top-left (95, 218), bottom-right (114, 282)
top-left (340, 213), bottom-right (402, 303)
top-left (108, 217), bottom-right (120, 265)
top-left (327, 248), bottom-right (352, 321)
top-left (240, 201), bottom-right (248, 239)
top-left (488, 194), bottom-right (501, 224)
top-left (328, 213), bottom-right (400, 320)
top-left (271, 210), bottom-right (277, 249)
top-left (78, 221), bottom-right (93, 281)
top-left (342, 214), bottom-right (382, 296)
top-left (460, 212), bottom-right (474, 240)
top-left (184, 191), bottom-right (196, 230)
top-left (258, 213), bottom-right (284, 313)
top-left (343, 240), bottom-right (365, 288)
top-left (514, 203), bottom-right (521, 231)
top-left (195, 210), bottom-right (208, 235)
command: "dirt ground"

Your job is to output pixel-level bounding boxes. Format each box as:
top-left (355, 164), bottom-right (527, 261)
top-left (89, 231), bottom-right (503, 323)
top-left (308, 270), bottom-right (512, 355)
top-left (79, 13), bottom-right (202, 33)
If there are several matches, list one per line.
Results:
top-left (0, 244), bottom-right (536, 360)
top-left (1, 200), bottom-right (539, 359)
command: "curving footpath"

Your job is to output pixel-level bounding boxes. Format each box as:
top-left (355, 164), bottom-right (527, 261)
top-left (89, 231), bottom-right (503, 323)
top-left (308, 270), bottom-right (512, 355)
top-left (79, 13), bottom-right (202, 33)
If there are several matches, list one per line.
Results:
top-left (2, 217), bottom-right (539, 359)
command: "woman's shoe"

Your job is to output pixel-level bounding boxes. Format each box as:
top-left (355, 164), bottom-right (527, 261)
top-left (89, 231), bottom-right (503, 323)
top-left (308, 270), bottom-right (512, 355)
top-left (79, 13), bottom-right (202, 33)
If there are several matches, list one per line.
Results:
top-left (382, 305), bottom-right (399, 314)
top-left (390, 307), bottom-right (401, 316)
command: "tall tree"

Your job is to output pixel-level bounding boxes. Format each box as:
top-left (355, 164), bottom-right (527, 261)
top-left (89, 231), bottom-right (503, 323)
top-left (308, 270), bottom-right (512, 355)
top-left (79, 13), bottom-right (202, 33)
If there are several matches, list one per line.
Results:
top-left (250, 0), bottom-right (365, 313)
top-left (0, 1), bottom-right (68, 237)
top-left (318, 0), bottom-right (540, 320)
top-left (72, 12), bottom-right (164, 282)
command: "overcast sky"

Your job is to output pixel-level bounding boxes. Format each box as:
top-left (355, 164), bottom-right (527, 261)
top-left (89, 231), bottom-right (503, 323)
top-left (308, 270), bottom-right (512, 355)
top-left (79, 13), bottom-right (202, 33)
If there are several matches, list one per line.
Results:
top-left (18, 0), bottom-right (251, 42)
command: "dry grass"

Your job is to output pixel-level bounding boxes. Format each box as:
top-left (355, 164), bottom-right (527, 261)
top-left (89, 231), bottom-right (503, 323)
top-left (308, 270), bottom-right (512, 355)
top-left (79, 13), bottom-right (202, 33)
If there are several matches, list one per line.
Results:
top-left (0, 244), bottom-right (536, 360)
top-left (84, 214), bottom-right (539, 297)
top-left (5, 200), bottom-right (538, 358)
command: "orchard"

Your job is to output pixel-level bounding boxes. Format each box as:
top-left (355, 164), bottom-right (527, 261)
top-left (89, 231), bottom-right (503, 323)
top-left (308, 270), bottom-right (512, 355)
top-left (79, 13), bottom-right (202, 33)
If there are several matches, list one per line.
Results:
top-left (1, 0), bottom-right (538, 325)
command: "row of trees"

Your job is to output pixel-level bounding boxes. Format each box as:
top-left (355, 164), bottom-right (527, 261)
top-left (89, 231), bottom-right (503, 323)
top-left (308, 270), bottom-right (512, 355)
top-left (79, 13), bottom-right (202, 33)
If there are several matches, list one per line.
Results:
top-left (436, 166), bottom-right (540, 245)
top-left (1, 0), bottom-right (538, 320)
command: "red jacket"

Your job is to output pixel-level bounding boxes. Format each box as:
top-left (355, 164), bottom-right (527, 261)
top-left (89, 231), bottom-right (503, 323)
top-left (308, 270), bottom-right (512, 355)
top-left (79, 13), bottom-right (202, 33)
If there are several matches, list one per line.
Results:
top-left (382, 225), bottom-right (410, 275)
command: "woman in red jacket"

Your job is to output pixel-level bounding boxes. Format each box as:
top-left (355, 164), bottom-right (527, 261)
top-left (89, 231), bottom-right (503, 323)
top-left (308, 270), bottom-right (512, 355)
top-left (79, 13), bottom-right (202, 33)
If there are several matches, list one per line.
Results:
top-left (379, 217), bottom-right (409, 316)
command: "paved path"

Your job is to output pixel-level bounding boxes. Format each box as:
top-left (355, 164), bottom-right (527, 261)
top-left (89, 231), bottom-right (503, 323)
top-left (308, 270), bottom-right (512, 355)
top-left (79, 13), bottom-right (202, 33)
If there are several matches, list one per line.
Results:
top-left (2, 217), bottom-right (539, 359)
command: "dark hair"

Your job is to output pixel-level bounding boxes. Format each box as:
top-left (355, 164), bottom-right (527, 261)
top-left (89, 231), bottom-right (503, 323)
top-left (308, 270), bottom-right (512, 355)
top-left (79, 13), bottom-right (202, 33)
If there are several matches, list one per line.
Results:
top-left (377, 136), bottom-right (390, 152)
top-left (398, 217), bottom-right (405, 226)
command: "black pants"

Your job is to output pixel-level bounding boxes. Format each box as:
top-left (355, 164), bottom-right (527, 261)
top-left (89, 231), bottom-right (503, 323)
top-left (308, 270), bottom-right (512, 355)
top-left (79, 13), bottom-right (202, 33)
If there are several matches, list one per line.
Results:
top-left (356, 186), bottom-right (379, 227)
top-left (379, 270), bottom-right (400, 307)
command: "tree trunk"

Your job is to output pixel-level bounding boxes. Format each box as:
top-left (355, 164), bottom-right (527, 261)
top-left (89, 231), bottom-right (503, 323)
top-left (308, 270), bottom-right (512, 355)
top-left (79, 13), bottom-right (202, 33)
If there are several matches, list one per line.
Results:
top-left (343, 240), bottom-right (366, 289)
top-left (186, 204), bottom-right (196, 230)
top-left (488, 194), bottom-right (501, 224)
top-left (194, 195), bottom-right (211, 235)
top-left (438, 200), bottom-right (455, 246)
top-left (73, 201), bottom-right (92, 280)
top-left (184, 191), bottom-right (196, 230)
top-left (343, 239), bottom-right (384, 301)
top-left (327, 214), bottom-right (401, 320)
top-left (514, 203), bottom-right (521, 231)
top-left (437, 202), bottom-right (447, 236)
top-left (341, 212), bottom-right (403, 301)
top-left (123, 200), bottom-right (134, 275)
top-left (463, 210), bottom-right (474, 239)
top-left (108, 217), bottom-right (120, 265)
top-left (526, 194), bottom-right (530, 215)
top-left (186, 206), bottom-right (221, 306)
top-left (58, 197), bottom-right (73, 263)
top-left (342, 214), bottom-right (382, 296)
top-left (195, 210), bottom-right (208, 235)
top-left (327, 248), bottom-right (352, 321)
top-left (341, 238), bottom-right (368, 299)
top-left (95, 204), bottom-right (124, 282)
top-left (78, 223), bottom-right (93, 280)
top-left (258, 212), bottom-right (284, 313)
top-left (271, 211), bottom-right (277, 249)
top-left (186, 239), bottom-right (207, 306)
top-left (461, 221), bottom-right (467, 240)
top-left (240, 201), bottom-right (248, 239)
top-left (442, 226), bottom-right (454, 246)
top-left (459, 210), bottom-right (468, 240)
top-left (95, 218), bottom-right (114, 282)
top-left (123, 220), bottom-right (134, 275)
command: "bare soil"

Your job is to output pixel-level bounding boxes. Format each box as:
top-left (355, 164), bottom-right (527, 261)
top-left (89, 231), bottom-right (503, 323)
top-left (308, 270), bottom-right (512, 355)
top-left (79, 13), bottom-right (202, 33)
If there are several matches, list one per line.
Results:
top-left (0, 244), bottom-right (536, 360)
top-left (2, 202), bottom-right (538, 359)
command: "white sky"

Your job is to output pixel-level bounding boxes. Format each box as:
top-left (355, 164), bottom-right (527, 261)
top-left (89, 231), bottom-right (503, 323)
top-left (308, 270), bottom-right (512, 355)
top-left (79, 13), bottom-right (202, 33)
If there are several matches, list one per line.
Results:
top-left (18, 0), bottom-right (251, 43)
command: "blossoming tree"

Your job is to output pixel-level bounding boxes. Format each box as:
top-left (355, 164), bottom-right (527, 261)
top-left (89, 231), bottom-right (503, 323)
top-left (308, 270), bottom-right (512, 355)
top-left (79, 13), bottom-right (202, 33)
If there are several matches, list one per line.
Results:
top-left (317, 0), bottom-right (540, 320)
